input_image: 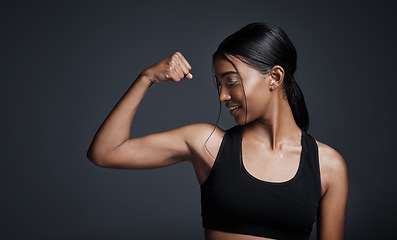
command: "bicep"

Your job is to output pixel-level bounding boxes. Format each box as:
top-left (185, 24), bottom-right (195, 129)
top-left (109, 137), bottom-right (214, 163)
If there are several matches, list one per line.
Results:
top-left (317, 150), bottom-right (349, 240)
top-left (97, 126), bottom-right (194, 169)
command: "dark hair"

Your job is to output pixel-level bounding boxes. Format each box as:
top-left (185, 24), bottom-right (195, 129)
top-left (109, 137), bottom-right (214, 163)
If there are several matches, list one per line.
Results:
top-left (213, 22), bottom-right (309, 131)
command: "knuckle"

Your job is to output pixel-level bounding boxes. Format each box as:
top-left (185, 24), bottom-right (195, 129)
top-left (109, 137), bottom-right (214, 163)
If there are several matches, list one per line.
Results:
top-left (173, 52), bottom-right (181, 58)
top-left (171, 54), bottom-right (178, 61)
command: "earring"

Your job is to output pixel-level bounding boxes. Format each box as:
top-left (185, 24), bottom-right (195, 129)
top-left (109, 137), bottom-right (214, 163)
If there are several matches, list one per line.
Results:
top-left (270, 85), bottom-right (274, 90)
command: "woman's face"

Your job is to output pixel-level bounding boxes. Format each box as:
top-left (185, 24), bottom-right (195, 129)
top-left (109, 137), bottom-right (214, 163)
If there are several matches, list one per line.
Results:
top-left (214, 55), bottom-right (274, 125)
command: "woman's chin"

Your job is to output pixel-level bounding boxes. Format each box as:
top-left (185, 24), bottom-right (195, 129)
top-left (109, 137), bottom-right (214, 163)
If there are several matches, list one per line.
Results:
top-left (234, 117), bottom-right (250, 126)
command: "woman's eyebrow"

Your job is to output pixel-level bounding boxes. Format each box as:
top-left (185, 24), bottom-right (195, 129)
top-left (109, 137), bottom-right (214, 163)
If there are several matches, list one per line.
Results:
top-left (220, 71), bottom-right (238, 78)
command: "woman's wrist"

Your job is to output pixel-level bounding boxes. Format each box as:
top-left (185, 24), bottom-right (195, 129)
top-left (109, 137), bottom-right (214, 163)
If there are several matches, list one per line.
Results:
top-left (136, 72), bottom-right (155, 87)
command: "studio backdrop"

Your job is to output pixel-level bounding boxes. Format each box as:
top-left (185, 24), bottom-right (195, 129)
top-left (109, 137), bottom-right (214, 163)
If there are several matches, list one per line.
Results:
top-left (1, 0), bottom-right (396, 239)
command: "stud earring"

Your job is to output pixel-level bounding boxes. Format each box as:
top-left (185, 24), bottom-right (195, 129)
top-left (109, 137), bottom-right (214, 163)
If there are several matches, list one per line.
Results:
top-left (270, 85), bottom-right (274, 90)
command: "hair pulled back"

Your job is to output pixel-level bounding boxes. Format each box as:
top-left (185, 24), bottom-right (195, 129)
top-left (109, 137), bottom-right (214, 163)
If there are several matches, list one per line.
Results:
top-left (213, 22), bottom-right (309, 131)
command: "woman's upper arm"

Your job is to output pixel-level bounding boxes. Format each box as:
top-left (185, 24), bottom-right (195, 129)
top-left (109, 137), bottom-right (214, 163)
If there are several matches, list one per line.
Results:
top-left (317, 144), bottom-right (349, 240)
top-left (91, 123), bottom-right (217, 169)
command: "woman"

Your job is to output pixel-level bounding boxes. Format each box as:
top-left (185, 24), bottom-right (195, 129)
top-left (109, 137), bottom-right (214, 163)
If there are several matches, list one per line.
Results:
top-left (87, 23), bottom-right (348, 240)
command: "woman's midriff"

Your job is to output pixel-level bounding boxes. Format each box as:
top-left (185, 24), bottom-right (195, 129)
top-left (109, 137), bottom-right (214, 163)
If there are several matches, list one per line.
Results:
top-left (205, 229), bottom-right (276, 240)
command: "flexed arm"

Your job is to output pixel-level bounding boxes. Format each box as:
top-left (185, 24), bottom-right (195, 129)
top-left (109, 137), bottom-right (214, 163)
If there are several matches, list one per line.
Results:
top-left (86, 52), bottom-right (195, 169)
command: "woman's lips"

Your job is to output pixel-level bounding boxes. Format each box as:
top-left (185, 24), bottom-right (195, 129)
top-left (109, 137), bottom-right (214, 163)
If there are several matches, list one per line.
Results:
top-left (228, 105), bottom-right (240, 116)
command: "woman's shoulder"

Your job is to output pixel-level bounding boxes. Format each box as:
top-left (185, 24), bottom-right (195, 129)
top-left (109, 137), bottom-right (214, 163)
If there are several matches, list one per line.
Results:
top-left (180, 123), bottom-right (226, 152)
top-left (315, 140), bottom-right (348, 195)
top-left (181, 123), bottom-right (225, 139)
top-left (315, 140), bottom-right (346, 172)
top-left (180, 123), bottom-right (227, 182)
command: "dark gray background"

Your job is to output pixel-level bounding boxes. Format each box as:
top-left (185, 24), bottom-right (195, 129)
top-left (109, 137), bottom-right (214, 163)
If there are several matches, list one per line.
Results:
top-left (2, 0), bottom-right (396, 239)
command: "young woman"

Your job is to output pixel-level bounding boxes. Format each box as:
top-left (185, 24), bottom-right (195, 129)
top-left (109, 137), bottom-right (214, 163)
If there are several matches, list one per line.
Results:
top-left (87, 23), bottom-right (348, 240)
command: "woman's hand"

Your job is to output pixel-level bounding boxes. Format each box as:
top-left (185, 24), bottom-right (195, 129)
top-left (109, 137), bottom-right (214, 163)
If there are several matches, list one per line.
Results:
top-left (141, 52), bottom-right (193, 83)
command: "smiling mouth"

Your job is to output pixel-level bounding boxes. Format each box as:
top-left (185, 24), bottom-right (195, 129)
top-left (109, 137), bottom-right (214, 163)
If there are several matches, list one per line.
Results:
top-left (228, 105), bottom-right (240, 115)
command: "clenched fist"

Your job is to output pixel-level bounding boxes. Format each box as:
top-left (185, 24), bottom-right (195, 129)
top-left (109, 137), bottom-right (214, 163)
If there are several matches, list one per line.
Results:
top-left (141, 52), bottom-right (193, 83)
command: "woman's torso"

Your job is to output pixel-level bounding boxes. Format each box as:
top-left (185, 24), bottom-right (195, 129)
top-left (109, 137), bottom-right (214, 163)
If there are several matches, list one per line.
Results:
top-left (190, 123), bottom-right (328, 240)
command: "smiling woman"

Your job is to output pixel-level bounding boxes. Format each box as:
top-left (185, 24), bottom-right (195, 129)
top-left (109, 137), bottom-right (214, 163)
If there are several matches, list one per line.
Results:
top-left (87, 22), bottom-right (348, 240)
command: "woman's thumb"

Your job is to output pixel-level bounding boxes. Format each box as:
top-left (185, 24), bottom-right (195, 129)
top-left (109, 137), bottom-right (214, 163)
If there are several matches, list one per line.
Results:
top-left (185, 73), bottom-right (193, 79)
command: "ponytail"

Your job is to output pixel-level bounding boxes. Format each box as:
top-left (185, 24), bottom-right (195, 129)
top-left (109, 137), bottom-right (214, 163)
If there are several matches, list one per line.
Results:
top-left (285, 76), bottom-right (309, 131)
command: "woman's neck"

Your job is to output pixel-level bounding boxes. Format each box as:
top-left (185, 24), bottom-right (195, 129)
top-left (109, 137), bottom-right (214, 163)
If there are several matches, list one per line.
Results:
top-left (245, 94), bottom-right (301, 150)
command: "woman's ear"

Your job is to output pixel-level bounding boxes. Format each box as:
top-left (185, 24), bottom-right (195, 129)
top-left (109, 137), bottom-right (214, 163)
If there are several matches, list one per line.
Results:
top-left (268, 65), bottom-right (285, 91)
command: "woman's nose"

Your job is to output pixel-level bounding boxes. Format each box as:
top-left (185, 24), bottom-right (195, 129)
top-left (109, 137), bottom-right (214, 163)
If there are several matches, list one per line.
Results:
top-left (219, 87), bottom-right (231, 102)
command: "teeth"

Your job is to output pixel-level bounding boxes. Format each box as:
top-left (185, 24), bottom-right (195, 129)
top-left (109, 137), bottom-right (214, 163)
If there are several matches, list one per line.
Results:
top-left (229, 106), bottom-right (239, 110)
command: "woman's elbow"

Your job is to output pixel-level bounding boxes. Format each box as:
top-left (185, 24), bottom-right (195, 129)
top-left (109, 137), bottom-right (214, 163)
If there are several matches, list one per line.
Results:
top-left (86, 148), bottom-right (110, 168)
top-left (86, 147), bottom-right (130, 169)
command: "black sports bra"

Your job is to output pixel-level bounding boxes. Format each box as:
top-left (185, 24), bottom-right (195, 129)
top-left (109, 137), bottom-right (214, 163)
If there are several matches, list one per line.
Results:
top-left (200, 125), bottom-right (321, 240)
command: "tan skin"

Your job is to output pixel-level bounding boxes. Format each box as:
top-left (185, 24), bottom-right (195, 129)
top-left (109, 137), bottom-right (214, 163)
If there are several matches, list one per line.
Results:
top-left (87, 52), bottom-right (348, 240)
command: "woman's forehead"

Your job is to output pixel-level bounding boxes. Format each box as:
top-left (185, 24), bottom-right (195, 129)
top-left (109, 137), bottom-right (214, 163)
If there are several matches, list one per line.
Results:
top-left (214, 55), bottom-right (256, 77)
top-left (215, 56), bottom-right (242, 72)
top-left (215, 54), bottom-right (240, 64)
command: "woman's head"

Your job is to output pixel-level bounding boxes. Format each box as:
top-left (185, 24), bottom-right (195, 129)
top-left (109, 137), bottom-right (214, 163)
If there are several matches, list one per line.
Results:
top-left (213, 22), bottom-right (309, 131)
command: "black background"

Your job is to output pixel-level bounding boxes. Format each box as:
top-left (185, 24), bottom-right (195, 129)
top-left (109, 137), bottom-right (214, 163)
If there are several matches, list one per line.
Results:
top-left (2, 0), bottom-right (396, 239)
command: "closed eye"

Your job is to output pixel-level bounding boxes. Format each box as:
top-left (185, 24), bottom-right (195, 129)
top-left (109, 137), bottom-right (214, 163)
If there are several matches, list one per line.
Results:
top-left (227, 80), bottom-right (238, 86)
